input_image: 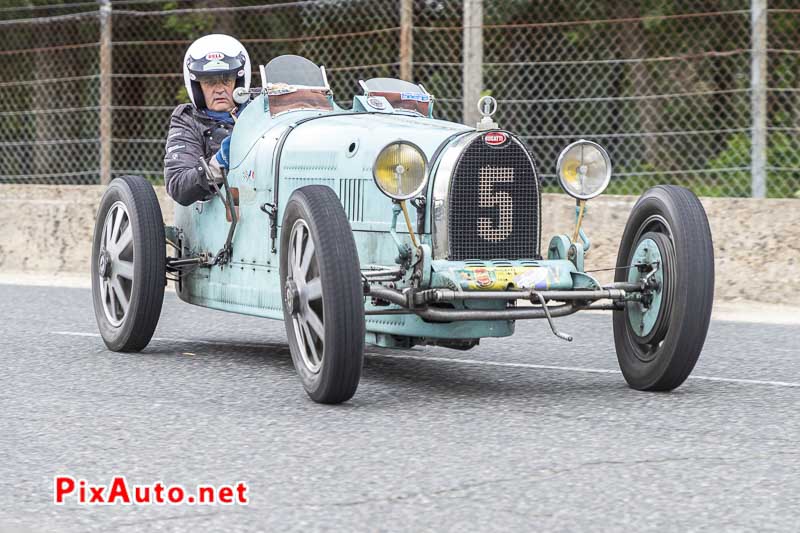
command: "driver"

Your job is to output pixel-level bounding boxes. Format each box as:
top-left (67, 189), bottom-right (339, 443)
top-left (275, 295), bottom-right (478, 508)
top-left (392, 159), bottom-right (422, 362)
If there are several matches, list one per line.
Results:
top-left (163, 34), bottom-right (251, 206)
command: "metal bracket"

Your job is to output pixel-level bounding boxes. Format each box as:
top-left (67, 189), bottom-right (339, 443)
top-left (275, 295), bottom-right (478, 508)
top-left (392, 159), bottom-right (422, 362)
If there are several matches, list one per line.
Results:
top-left (411, 244), bottom-right (432, 288)
top-left (532, 292), bottom-right (573, 342)
top-left (198, 157), bottom-right (238, 266)
top-left (574, 203), bottom-right (591, 252)
top-left (389, 203), bottom-right (412, 267)
top-left (411, 196), bottom-right (426, 235)
top-left (260, 202), bottom-right (279, 253)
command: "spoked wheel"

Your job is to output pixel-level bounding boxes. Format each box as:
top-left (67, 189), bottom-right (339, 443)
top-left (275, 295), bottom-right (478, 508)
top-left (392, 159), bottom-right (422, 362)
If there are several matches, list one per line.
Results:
top-left (279, 185), bottom-right (365, 404)
top-left (98, 202), bottom-right (135, 327)
top-left (91, 175), bottom-right (165, 352)
top-left (286, 219), bottom-right (325, 373)
top-left (613, 185), bottom-right (714, 391)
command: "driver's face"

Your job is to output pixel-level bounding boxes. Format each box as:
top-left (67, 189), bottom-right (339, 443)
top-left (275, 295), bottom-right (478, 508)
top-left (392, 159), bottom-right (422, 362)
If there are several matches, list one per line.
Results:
top-left (200, 75), bottom-right (236, 112)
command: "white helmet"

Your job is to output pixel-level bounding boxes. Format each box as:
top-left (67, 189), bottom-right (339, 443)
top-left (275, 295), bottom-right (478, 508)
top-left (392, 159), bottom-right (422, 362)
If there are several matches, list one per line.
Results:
top-left (183, 34), bottom-right (251, 109)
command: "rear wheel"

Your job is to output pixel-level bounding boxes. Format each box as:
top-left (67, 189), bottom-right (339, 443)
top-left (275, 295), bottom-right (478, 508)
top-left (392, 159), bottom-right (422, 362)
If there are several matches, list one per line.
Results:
top-left (279, 185), bottom-right (365, 404)
top-left (613, 185), bottom-right (714, 391)
top-left (91, 175), bottom-right (165, 352)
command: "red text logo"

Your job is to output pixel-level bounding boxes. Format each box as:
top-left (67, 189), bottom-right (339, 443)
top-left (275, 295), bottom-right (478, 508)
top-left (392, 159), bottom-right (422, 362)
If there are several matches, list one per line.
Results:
top-left (484, 132), bottom-right (508, 146)
top-left (53, 476), bottom-right (249, 506)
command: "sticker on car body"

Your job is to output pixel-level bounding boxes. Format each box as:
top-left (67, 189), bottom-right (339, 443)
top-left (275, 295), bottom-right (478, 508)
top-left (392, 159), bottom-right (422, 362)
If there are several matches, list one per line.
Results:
top-left (471, 267), bottom-right (494, 288)
top-left (367, 96), bottom-right (386, 110)
top-left (400, 92), bottom-right (431, 102)
top-left (267, 85), bottom-right (297, 96)
top-left (512, 267), bottom-right (550, 289)
top-left (455, 265), bottom-right (553, 290)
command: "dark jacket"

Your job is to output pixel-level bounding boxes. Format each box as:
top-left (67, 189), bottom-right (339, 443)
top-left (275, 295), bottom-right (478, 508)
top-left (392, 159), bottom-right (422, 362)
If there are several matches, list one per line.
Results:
top-left (163, 104), bottom-right (234, 206)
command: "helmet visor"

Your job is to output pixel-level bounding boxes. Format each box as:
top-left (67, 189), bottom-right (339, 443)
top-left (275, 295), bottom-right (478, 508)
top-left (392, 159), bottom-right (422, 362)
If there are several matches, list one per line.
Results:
top-left (187, 53), bottom-right (245, 80)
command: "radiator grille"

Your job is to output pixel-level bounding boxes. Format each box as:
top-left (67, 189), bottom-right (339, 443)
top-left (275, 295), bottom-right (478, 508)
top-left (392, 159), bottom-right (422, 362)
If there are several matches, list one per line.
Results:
top-left (448, 133), bottom-right (540, 260)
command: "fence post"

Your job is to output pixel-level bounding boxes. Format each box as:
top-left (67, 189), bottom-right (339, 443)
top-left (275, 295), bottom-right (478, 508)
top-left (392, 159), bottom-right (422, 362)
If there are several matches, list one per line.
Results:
top-left (400, 0), bottom-right (413, 81)
top-left (750, 0), bottom-right (767, 198)
top-left (462, 0), bottom-right (483, 127)
top-left (99, 0), bottom-right (112, 185)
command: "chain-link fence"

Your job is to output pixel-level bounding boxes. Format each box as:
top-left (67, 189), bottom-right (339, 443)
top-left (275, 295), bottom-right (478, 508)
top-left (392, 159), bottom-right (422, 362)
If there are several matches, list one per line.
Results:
top-left (0, 0), bottom-right (798, 197)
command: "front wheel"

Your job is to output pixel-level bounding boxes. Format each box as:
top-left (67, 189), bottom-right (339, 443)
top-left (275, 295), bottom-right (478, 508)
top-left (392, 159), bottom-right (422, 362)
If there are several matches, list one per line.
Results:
top-left (613, 185), bottom-right (714, 391)
top-left (279, 185), bottom-right (365, 404)
top-left (91, 175), bottom-right (166, 352)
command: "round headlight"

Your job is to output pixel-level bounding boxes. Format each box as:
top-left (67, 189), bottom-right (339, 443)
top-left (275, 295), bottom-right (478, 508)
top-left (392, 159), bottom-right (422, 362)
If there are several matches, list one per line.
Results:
top-left (556, 140), bottom-right (612, 200)
top-left (373, 141), bottom-right (428, 200)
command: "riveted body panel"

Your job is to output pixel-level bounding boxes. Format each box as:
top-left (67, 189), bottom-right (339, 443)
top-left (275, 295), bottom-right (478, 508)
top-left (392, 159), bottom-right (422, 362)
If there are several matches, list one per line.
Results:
top-left (171, 85), bottom-right (573, 344)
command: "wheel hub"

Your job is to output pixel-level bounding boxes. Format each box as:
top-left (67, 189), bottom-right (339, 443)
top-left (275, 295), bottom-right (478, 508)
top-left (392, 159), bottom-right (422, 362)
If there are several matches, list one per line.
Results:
top-left (285, 279), bottom-right (300, 316)
top-left (627, 238), bottom-right (664, 338)
top-left (98, 249), bottom-right (112, 279)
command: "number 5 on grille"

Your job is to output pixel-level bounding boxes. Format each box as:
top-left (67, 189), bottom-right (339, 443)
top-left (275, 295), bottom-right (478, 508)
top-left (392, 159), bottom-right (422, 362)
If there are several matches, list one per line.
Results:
top-left (478, 167), bottom-right (514, 242)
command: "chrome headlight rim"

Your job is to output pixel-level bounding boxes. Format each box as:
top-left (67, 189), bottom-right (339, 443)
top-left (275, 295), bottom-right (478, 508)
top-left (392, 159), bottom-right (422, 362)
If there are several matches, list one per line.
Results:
top-left (372, 140), bottom-right (430, 201)
top-left (556, 139), bottom-right (612, 200)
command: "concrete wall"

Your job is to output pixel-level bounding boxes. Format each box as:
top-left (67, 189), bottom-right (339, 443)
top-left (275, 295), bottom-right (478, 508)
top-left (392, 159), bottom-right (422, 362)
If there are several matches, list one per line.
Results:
top-left (0, 185), bottom-right (173, 278)
top-left (2, 185), bottom-right (798, 305)
top-left (541, 194), bottom-right (800, 305)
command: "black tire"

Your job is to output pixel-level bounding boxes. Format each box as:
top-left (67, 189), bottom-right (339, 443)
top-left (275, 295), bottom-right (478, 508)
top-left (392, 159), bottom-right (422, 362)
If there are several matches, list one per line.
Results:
top-left (613, 185), bottom-right (714, 391)
top-left (279, 185), bottom-right (365, 404)
top-left (91, 175), bottom-right (166, 352)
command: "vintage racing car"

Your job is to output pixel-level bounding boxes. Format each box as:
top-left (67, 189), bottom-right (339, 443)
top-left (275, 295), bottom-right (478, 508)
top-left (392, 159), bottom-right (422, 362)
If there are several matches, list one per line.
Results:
top-left (91, 55), bottom-right (715, 404)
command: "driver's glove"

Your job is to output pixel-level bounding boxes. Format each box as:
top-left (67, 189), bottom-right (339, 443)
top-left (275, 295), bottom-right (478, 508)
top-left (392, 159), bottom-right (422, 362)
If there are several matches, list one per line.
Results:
top-left (215, 136), bottom-right (231, 169)
top-left (205, 136), bottom-right (231, 188)
top-left (206, 156), bottom-right (225, 187)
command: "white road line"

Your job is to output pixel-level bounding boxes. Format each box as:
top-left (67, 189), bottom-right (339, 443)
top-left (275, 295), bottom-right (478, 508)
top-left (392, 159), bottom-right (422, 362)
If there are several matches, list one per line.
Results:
top-left (53, 331), bottom-right (258, 347)
top-left (373, 352), bottom-right (619, 374)
top-left (373, 353), bottom-right (800, 388)
top-left (52, 331), bottom-right (800, 389)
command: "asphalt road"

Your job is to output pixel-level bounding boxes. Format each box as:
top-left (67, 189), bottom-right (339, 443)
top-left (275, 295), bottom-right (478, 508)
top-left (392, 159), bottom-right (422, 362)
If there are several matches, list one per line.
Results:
top-left (1, 284), bottom-right (799, 532)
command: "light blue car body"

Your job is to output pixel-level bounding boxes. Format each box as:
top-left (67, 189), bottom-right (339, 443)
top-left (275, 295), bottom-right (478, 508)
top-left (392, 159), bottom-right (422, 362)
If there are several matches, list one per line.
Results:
top-left (171, 91), bottom-right (596, 348)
